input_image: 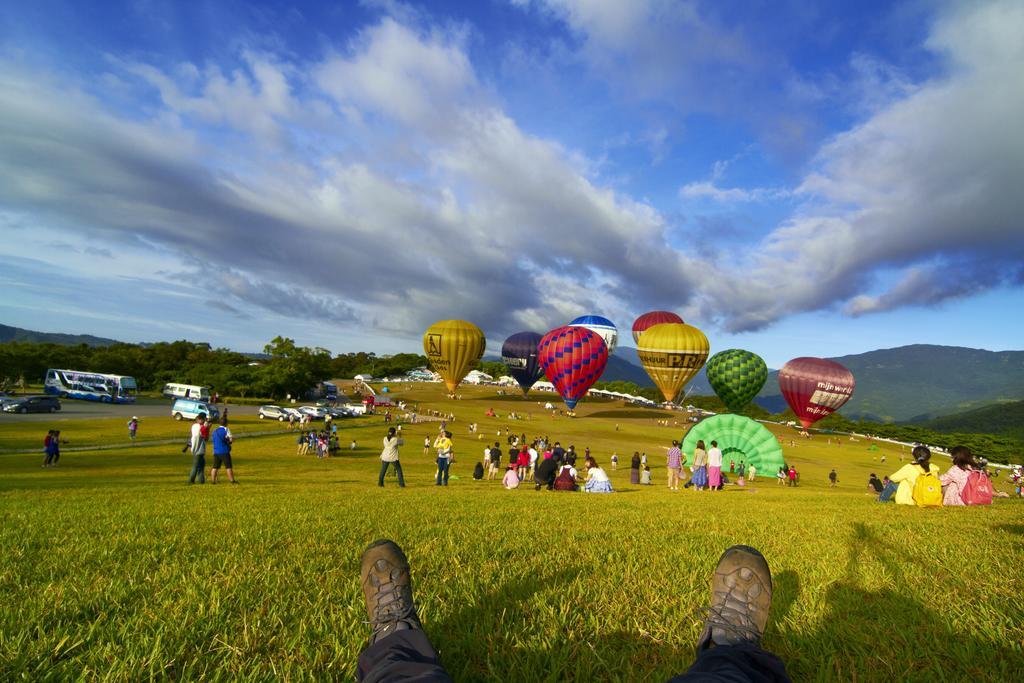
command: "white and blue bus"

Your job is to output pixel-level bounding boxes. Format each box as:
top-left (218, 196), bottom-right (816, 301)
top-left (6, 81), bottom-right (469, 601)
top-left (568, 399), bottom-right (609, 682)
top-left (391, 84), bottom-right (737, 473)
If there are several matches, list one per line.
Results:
top-left (45, 369), bottom-right (138, 403)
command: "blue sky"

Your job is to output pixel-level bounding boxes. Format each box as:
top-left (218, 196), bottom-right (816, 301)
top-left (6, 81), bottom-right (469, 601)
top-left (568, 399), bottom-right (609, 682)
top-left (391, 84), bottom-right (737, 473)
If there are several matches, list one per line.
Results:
top-left (1, 0), bottom-right (1022, 368)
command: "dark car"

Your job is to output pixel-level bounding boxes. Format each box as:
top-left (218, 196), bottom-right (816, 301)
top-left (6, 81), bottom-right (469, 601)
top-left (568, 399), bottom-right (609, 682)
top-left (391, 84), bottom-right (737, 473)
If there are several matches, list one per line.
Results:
top-left (3, 395), bottom-right (62, 414)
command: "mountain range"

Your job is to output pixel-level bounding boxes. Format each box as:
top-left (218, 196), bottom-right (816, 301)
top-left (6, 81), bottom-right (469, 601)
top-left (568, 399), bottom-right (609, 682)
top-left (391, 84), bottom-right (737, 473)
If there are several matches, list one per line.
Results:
top-left (0, 324), bottom-right (120, 347)
top-left (611, 343), bottom-right (1024, 423)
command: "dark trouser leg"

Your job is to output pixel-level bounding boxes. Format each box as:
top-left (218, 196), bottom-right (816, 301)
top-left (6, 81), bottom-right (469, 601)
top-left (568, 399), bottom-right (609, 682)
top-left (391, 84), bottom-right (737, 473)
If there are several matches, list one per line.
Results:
top-left (357, 629), bottom-right (452, 683)
top-left (394, 461), bottom-right (406, 487)
top-left (666, 643), bottom-right (791, 683)
top-left (877, 480), bottom-right (897, 502)
top-left (379, 461), bottom-right (390, 486)
top-left (436, 459), bottom-right (450, 485)
top-left (189, 452), bottom-right (206, 483)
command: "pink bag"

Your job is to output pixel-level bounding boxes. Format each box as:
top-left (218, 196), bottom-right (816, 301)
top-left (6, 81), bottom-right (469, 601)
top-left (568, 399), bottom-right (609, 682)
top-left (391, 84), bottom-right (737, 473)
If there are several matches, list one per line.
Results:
top-left (962, 470), bottom-right (993, 505)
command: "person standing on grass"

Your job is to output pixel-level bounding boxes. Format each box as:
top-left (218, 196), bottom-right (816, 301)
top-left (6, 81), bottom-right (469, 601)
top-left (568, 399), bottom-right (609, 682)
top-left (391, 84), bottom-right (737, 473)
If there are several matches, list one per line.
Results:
top-left (690, 440), bottom-right (709, 490)
top-left (42, 430), bottom-right (55, 468)
top-left (487, 442), bottom-right (501, 481)
top-left (296, 430), bottom-right (306, 456)
top-left (630, 451), bottom-right (642, 485)
top-left (49, 430), bottom-right (63, 467)
top-left (434, 431), bottom-right (454, 486)
top-left (210, 417), bottom-right (237, 484)
top-left (828, 469), bottom-right (838, 488)
top-left (378, 427), bottom-right (405, 488)
top-left (666, 440), bottom-right (683, 490)
top-left (127, 416), bottom-right (139, 445)
top-left (707, 441), bottom-right (723, 491)
top-left (528, 442), bottom-right (539, 480)
top-left (188, 414), bottom-right (208, 484)
top-left (516, 445), bottom-right (530, 481)
top-left (748, 463), bottom-right (756, 483)
top-left (777, 467), bottom-right (786, 485)
top-left (787, 465), bottom-right (797, 487)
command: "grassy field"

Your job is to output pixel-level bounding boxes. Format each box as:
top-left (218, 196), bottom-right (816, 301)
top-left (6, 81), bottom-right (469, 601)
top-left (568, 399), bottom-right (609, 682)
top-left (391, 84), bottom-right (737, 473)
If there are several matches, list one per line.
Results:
top-left (1, 383), bottom-right (1022, 681)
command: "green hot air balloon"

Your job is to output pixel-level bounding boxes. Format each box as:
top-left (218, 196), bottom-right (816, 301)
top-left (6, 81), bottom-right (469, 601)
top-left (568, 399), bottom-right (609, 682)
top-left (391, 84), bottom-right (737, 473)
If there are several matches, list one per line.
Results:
top-left (681, 414), bottom-right (783, 474)
top-left (705, 349), bottom-right (768, 413)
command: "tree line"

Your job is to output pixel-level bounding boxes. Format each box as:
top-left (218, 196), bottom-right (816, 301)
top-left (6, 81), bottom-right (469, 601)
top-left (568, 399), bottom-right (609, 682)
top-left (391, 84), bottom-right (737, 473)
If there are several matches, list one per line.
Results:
top-left (0, 338), bottom-right (427, 400)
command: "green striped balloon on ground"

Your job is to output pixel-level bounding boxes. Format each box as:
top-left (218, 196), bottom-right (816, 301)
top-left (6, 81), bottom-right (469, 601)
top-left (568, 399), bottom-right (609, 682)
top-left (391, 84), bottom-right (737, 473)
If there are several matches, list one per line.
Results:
top-left (705, 349), bottom-right (768, 413)
top-left (681, 414), bottom-right (783, 474)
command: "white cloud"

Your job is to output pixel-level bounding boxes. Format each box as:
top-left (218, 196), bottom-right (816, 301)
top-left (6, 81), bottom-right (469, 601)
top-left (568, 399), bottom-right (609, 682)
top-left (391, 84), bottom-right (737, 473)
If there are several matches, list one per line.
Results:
top-left (315, 18), bottom-right (474, 126)
top-left (703, 0), bottom-right (1024, 331)
top-left (1, 0), bottom-right (1021, 347)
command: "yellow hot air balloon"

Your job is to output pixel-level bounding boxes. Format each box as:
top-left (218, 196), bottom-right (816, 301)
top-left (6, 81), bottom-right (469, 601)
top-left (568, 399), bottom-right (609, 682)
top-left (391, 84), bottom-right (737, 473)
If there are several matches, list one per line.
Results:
top-left (637, 322), bottom-right (710, 403)
top-left (423, 320), bottom-right (487, 394)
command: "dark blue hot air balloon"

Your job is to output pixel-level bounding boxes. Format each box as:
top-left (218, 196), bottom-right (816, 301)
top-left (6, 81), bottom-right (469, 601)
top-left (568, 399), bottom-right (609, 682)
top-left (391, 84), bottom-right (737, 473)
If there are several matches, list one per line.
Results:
top-left (501, 331), bottom-right (544, 396)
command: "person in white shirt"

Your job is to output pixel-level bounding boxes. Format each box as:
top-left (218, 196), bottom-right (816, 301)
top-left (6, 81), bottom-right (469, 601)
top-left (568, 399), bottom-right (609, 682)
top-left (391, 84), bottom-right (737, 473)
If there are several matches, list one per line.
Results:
top-left (583, 458), bottom-right (613, 493)
top-left (528, 446), bottom-right (539, 479)
top-left (707, 440), bottom-right (724, 491)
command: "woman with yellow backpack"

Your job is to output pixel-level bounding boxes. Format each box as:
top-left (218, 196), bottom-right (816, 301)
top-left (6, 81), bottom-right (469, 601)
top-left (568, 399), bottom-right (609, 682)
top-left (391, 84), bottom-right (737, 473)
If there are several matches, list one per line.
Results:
top-left (885, 446), bottom-right (942, 506)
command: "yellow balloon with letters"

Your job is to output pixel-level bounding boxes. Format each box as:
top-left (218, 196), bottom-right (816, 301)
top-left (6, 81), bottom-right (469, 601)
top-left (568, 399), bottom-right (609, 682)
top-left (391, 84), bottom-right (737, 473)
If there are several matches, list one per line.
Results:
top-left (423, 320), bottom-right (487, 394)
top-left (637, 322), bottom-right (710, 403)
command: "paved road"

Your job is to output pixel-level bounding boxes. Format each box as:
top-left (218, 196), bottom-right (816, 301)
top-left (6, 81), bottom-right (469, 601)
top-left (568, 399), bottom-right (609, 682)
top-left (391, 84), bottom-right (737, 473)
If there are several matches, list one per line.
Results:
top-left (0, 399), bottom-right (259, 423)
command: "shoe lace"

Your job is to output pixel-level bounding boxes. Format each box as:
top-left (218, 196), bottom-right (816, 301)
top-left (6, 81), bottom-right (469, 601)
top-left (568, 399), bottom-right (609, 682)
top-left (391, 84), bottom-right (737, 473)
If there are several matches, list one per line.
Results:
top-left (696, 580), bottom-right (765, 643)
top-left (363, 578), bottom-right (417, 628)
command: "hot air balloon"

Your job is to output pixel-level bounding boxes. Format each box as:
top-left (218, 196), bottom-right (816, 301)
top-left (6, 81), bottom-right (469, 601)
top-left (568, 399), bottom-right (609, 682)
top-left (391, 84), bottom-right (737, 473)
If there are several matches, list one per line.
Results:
top-left (568, 315), bottom-right (618, 355)
top-left (778, 357), bottom-right (855, 429)
top-left (501, 331), bottom-right (544, 396)
top-left (636, 322), bottom-right (710, 403)
top-left (422, 320), bottom-right (486, 394)
top-left (706, 349), bottom-right (768, 413)
top-left (632, 310), bottom-right (684, 345)
top-left (681, 414), bottom-right (784, 474)
top-left (537, 326), bottom-right (608, 411)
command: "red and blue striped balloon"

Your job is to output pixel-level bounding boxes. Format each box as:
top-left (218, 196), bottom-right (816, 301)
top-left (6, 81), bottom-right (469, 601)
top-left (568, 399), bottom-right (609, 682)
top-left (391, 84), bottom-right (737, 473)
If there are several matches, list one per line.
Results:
top-left (538, 326), bottom-right (609, 410)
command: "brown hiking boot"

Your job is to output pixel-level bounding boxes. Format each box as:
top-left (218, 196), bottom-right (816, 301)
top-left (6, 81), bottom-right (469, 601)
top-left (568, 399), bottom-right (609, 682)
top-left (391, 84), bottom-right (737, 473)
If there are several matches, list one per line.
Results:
top-left (696, 545), bottom-right (772, 651)
top-left (360, 539), bottom-right (422, 645)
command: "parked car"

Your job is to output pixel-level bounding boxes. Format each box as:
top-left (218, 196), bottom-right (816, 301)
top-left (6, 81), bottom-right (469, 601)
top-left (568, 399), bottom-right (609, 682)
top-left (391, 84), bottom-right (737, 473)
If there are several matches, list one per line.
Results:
top-left (283, 407), bottom-right (303, 420)
top-left (298, 405), bottom-right (327, 419)
top-left (258, 405), bottom-right (290, 421)
top-left (3, 395), bottom-right (62, 413)
top-left (327, 406), bottom-right (354, 418)
top-left (171, 398), bottom-right (219, 422)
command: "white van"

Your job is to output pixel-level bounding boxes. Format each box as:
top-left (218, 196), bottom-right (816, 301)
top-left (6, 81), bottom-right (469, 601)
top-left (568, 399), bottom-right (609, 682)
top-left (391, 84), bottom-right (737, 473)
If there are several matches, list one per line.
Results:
top-left (171, 398), bottom-right (219, 421)
top-left (162, 383), bottom-right (210, 401)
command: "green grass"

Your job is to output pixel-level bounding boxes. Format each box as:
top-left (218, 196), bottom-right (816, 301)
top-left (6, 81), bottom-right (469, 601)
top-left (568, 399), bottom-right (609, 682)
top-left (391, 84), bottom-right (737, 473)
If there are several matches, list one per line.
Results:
top-left (1, 384), bottom-right (1022, 681)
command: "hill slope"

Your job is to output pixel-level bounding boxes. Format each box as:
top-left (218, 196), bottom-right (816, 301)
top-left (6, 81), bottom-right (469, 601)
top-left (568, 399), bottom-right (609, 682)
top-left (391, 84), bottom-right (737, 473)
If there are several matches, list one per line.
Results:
top-left (0, 323), bottom-right (120, 347)
top-left (756, 345), bottom-right (1024, 422)
top-left (918, 399), bottom-right (1024, 441)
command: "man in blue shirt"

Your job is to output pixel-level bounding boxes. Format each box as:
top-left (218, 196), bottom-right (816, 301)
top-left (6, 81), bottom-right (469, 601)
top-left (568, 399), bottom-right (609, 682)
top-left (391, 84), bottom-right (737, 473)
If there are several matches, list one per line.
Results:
top-left (210, 417), bottom-right (238, 484)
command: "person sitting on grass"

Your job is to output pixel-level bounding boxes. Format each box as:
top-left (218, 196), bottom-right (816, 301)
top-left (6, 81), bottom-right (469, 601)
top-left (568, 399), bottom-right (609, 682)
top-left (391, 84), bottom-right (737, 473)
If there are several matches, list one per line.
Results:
top-left (867, 473), bottom-right (884, 493)
top-left (355, 540), bottom-right (789, 682)
top-left (502, 465), bottom-right (520, 489)
top-left (640, 464), bottom-right (652, 485)
top-left (940, 445), bottom-right (975, 506)
top-left (534, 452), bottom-right (559, 491)
top-left (879, 446), bottom-right (940, 504)
top-left (554, 459), bottom-right (579, 491)
top-left (583, 457), bottom-right (613, 493)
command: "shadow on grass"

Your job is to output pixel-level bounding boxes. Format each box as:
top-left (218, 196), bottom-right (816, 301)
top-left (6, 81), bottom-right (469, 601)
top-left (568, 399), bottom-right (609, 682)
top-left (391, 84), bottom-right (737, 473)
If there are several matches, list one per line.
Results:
top-left (778, 521), bottom-right (1020, 681)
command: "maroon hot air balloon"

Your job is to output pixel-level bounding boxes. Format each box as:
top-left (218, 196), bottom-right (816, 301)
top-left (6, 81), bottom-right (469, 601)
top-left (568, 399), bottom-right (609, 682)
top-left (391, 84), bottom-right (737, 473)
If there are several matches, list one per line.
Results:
top-left (632, 311), bottom-right (684, 345)
top-left (778, 357), bottom-right (855, 429)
